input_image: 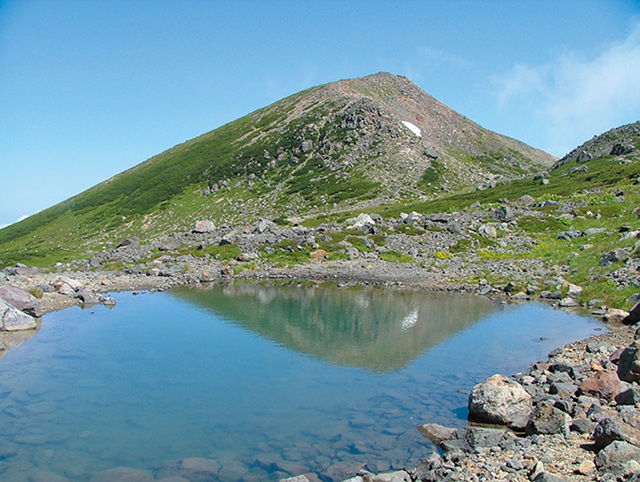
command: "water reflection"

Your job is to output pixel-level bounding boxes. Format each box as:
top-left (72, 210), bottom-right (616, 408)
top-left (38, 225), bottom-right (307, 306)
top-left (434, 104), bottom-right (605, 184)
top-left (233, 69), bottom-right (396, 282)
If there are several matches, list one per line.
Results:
top-left (0, 284), bottom-right (606, 482)
top-left (171, 282), bottom-right (498, 372)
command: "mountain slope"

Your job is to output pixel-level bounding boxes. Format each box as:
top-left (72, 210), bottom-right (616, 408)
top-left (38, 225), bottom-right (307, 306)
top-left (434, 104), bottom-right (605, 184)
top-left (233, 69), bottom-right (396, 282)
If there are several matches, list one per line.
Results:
top-left (0, 73), bottom-right (555, 267)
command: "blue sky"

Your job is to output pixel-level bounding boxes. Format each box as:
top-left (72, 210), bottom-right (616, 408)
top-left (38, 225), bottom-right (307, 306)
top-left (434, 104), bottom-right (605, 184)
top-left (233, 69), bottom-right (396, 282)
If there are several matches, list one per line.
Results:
top-left (1, 0), bottom-right (639, 229)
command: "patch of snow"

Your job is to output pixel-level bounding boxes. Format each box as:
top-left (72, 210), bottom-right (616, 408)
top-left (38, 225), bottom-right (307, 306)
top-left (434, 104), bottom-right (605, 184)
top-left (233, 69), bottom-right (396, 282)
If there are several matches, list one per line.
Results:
top-left (401, 121), bottom-right (422, 137)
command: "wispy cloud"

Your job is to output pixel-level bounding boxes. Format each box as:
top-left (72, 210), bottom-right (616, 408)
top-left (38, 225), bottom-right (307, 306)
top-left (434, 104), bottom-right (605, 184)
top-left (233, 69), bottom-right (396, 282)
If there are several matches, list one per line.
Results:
top-left (494, 21), bottom-right (640, 156)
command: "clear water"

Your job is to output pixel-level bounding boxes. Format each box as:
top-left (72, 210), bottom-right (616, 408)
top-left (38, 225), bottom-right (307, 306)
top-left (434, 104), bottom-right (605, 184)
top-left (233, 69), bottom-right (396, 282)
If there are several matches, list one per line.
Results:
top-left (0, 283), bottom-right (605, 482)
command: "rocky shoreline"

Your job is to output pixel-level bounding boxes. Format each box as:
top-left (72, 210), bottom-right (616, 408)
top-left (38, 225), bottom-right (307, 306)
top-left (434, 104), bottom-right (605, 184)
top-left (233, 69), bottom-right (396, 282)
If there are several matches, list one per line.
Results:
top-left (0, 207), bottom-right (639, 482)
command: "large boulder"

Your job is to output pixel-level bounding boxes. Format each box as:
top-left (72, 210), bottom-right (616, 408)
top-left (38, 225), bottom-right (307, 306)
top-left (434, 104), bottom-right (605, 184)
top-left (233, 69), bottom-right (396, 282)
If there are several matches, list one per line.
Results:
top-left (593, 411), bottom-right (640, 450)
top-left (3, 303), bottom-right (37, 331)
top-left (468, 374), bottom-right (533, 429)
top-left (0, 285), bottom-right (42, 317)
top-left (623, 301), bottom-right (640, 325)
top-left (594, 441), bottom-right (640, 476)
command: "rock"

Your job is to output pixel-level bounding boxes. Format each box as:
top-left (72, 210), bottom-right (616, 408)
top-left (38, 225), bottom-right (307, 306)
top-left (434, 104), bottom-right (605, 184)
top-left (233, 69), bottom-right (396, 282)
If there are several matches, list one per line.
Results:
top-left (557, 230), bottom-right (582, 241)
top-left (309, 249), bottom-right (328, 261)
top-left (492, 206), bottom-right (512, 222)
top-left (599, 248), bottom-right (629, 267)
top-left (604, 308), bottom-right (630, 324)
top-left (29, 472), bottom-right (70, 482)
top-left (279, 476), bottom-right (310, 482)
top-left (220, 265), bottom-right (234, 278)
top-left (540, 291), bottom-right (563, 300)
top-left (583, 228), bottom-right (605, 236)
top-left (89, 467), bottom-right (154, 482)
top-left (348, 214), bottom-right (376, 234)
top-left (611, 144), bottom-right (634, 156)
top-left (0, 285), bottom-right (42, 317)
top-left (578, 371), bottom-right (620, 401)
top-left (116, 237), bottom-right (139, 249)
top-left (517, 195), bottom-right (535, 204)
top-left (617, 342), bottom-right (640, 383)
top-left (75, 289), bottom-right (100, 305)
top-left (526, 400), bottom-right (570, 437)
top-left (368, 471), bottom-right (411, 482)
top-left (440, 427), bottom-right (513, 454)
top-left (623, 302), bottom-right (640, 325)
top-left (417, 423), bottom-right (456, 445)
top-left (478, 224), bottom-right (498, 238)
top-left (559, 297), bottom-right (578, 307)
top-left (56, 276), bottom-right (84, 292)
top-left (468, 374), bottom-right (533, 429)
top-left (616, 385), bottom-right (640, 405)
top-left (252, 218), bottom-right (277, 234)
top-left (192, 220), bottom-right (216, 233)
top-left (532, 472), bottom-right (569, 482)
top-left (594, 441), bottom-right (640, 476)
top-left (2, 304), bottom-right (37, 331)
top-left (566, 283), bottom-right (583, 298)
top-left (569, 165), bottom-right (589, 174)
top-left (593, 411), bottom-right (640, 450)
top-left (237, 252), bottom-right (258, 262)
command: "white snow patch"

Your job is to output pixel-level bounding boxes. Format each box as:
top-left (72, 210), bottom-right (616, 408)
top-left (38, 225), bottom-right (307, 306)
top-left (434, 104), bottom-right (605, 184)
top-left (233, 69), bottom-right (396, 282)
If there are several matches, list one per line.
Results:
top-left (401, 121), bottom-right (422, 137)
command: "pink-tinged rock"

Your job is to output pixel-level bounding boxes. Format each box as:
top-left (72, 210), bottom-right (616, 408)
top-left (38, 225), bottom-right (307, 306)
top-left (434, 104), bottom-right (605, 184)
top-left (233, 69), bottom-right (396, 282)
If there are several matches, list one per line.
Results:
top-left (0, 285), bottom-right (42, 317)
top-left (579, 370), bottom-right (620, 401)
top-left (309, 249), bottom-right (328, 261)
top-left (192, 220), bottom-right (216, 233)
top-left (468, 374), bottom-right (533, 429)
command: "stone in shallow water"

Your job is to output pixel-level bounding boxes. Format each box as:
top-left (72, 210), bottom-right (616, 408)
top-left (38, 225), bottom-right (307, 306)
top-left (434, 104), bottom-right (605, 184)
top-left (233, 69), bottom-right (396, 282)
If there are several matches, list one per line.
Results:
top-left (89, 467), bottom-right (154, 482)
top-left (28, 471), bottom-right (70, 482)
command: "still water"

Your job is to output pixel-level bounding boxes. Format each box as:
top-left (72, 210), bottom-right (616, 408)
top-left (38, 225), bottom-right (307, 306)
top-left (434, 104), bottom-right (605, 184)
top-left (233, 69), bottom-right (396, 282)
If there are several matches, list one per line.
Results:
top-left (0, 283), bottom-right (604, 482)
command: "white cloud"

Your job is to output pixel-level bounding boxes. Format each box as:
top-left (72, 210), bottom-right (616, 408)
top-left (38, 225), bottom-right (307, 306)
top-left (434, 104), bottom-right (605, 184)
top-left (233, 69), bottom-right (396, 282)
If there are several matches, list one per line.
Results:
top-left (494, 22), bottom-right (640, 156)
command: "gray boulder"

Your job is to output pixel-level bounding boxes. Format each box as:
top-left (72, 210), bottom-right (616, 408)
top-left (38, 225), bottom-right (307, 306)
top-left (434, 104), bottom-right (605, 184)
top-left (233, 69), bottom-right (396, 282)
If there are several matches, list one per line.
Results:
top-left (594, 441), bottom-right (640, 476)
top-left (599, 248), bottom-right (629, 267)
top-left (623, 301), bottom-right (640, 325)
top-left (492, 206), bottom-right (512, 222)
top-left (468, 374), bottom-right (533, 429)
top-left (0, 285), bottom-right (42, 317)
top-left (617, 342), bottom-right (640, 383)
top-left (593, 411), bottom-right (640, 450)
top-left (526, 400), bottom-right (571, 437)
top-left (2, 301), bottom-right (37, 331)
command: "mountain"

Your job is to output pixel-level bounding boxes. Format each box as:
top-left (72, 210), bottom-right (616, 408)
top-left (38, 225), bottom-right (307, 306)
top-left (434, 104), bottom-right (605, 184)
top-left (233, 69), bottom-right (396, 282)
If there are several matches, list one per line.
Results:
top-left (0, 73), bottom-right (555, 267)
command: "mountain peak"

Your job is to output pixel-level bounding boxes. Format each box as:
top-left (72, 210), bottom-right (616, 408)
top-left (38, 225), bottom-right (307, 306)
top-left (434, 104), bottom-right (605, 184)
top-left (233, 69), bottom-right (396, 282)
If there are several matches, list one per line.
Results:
top-left (0, 73), bottom-right (556, 264)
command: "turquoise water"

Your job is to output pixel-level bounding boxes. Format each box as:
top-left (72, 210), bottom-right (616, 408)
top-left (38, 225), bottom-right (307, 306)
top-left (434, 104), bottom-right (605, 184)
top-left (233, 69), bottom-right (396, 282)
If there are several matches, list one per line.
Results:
top-left (0, 283), bottom-right (605, 482)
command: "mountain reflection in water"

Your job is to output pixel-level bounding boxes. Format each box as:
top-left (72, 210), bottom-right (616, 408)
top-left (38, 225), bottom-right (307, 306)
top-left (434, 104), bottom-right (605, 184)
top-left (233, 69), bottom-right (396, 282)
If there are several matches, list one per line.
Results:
top-left (170, 282), bottom-right (497, 372)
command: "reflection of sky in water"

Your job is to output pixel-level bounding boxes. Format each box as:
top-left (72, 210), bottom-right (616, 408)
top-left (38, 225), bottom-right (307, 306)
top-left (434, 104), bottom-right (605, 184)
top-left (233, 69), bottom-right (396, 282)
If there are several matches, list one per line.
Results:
top-left (0, 286), bottom-right (605, 482)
